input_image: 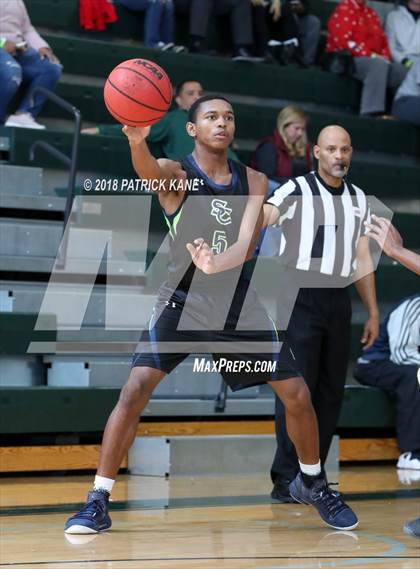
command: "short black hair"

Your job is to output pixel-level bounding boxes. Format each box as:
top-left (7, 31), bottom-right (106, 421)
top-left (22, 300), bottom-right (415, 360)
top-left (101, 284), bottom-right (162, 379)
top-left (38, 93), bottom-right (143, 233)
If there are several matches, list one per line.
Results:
top-left (175, 80), bottom-right (199, 97)
top-left (188, 95), bottom-right (233, 123)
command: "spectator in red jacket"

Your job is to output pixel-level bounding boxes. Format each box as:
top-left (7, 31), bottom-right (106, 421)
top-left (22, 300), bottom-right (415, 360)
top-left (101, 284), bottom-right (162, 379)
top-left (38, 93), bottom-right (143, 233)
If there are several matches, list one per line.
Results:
top-left (326, 0), bottom-right (407, 116)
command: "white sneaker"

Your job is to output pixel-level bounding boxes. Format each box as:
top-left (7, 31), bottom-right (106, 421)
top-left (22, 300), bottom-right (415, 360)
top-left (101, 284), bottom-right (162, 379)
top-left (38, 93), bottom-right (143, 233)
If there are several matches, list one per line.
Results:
top-left (397, 452), bottom-right (420, 470)
top-left (397, 468), bottom-right (420, 485)
top-left (5, 113), bottom-right (46, 130)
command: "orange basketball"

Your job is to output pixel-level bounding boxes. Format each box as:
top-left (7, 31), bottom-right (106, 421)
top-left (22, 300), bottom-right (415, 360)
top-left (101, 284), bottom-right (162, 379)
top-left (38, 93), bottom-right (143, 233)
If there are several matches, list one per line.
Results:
top-left (103, 59), bottom-right (173, 127)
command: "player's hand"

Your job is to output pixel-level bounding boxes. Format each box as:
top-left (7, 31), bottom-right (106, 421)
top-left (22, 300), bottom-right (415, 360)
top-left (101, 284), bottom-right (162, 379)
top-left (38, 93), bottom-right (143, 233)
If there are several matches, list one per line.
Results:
top-left (186, 238), bottom-right (216, 274)
top-left (3, 40), bottom-right (17, 55)
top-left (361, 313), bottom-right (379, 350)
top-left (251, 0), bottom-right (268, 7)
top-left (270, 0), bottom-right (282, 21)
top-left (365, 215), bottom-right (403, 258)
top-left (122, 125), bottom-right (151, 145)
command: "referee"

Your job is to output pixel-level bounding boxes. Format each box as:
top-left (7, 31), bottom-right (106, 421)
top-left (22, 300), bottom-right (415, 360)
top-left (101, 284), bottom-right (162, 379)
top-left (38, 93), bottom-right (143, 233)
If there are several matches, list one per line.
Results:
top-left (263, 125), bottom-right (380, 501)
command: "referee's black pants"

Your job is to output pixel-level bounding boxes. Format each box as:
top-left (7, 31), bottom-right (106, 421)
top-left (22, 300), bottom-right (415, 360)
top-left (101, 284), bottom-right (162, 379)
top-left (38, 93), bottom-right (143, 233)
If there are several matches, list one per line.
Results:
top-left (354, 361), bottom-right (420, 453)
top-left (271, 286), bottom-right (351, 483)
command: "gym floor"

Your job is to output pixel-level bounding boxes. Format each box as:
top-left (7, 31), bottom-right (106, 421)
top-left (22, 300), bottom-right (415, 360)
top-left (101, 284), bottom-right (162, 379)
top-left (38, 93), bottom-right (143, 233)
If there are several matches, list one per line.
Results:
top-left (1, 465), bottom-right (419, 569)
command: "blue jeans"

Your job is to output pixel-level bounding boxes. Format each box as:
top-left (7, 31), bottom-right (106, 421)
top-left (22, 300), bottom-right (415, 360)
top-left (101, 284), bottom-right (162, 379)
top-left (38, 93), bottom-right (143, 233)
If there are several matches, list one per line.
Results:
top-left (117, 0), bottom-right (174, 47)
top-left (0, 48), bottom-right (62, 124)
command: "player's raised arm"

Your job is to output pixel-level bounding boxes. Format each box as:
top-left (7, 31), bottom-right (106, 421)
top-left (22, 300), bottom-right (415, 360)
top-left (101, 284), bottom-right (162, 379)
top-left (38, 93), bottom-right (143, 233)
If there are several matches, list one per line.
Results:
top-left (123, 125), bottom-right (185, 192)
top-left (365, 215), bottom-right (420, 276)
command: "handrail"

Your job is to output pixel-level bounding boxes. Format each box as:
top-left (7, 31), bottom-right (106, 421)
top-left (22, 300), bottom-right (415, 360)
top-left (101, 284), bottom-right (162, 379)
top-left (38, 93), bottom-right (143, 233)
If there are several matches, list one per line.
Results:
top-left (29, 86), bottom-right (81, 268)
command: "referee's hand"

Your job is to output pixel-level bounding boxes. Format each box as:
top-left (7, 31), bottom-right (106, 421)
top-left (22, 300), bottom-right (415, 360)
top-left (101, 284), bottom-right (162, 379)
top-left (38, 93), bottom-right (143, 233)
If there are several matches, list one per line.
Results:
top-left (361, 315), bottom-right (379, 350)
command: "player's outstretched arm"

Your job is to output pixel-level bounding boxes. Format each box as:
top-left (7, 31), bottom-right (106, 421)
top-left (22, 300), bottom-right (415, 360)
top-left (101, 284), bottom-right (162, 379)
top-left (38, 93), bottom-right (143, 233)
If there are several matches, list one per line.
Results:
top-left (365, 215), bottom-right (420, 276)
top-left (354, 236), bottom-right (379, 349)
top-left (123, 125), bottom-right (185, 190)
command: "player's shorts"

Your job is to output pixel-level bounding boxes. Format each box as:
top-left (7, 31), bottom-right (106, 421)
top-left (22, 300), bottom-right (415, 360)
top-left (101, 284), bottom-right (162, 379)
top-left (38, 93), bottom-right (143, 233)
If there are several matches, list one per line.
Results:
top-left (132, 284), bottom-right (300, 391)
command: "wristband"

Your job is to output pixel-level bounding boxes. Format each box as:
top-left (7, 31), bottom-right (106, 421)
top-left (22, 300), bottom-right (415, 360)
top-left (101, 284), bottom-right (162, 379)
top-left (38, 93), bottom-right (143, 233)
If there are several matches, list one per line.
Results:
top-left (0, 38), bottom-right (6, 49)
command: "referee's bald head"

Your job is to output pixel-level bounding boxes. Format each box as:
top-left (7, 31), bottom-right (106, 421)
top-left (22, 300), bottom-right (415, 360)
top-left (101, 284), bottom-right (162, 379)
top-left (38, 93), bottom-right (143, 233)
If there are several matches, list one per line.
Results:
top-left (317, 125), bottom-right (352, 147)
top-left (314, 125), bottom-right (353, 181)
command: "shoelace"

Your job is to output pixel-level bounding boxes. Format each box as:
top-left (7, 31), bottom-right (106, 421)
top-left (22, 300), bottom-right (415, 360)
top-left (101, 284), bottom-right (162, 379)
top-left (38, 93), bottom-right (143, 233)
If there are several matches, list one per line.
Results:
top-left (313, 483), bottom-right (348, 518)
top-left (74, 499), bottom-right (106, 520)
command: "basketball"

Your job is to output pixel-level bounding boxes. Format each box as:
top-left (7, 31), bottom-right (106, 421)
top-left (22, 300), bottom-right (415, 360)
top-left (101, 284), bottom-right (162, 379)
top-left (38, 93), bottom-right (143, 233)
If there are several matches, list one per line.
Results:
top-left (103, 58), bottom-right (173, 127)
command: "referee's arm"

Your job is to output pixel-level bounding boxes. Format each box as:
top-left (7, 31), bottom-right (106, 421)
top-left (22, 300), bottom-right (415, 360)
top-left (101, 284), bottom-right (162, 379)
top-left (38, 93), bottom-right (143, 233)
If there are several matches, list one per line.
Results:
top-left (354, 236), bottom-right (380, 349)
top-left (263, 179), bottom-right (298, 228)
top-left (263, 203), bottom-right (280, 227)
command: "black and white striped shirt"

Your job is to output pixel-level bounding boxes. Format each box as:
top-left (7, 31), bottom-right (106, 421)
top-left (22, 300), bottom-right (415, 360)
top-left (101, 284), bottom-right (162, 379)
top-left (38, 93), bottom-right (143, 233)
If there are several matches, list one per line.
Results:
top-left (360, 295), bottom-right (420, 365)
top-left (266, 171), bottom-right (370, 277)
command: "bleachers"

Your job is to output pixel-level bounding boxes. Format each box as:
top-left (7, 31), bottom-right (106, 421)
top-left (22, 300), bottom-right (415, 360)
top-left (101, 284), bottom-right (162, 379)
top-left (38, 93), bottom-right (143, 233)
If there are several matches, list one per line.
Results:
top-left (1, 0), bottom-right (419, 470)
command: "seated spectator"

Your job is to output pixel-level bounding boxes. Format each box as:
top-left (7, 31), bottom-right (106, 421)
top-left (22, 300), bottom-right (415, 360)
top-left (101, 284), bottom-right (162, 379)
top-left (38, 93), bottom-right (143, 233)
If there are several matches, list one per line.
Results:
top-left (0, 0), bottom-right (62, 129)
top-left (82, 80), bottom-right (239, 160)
top-left (115, 0), bottom-right (184, 51)
top-left (252, 0), bottom-right (321, 65)
top-left (174, 0), bottom-right (257, 60)
top-left (385, 0), bottom-right (420, 69)
top-left (252, 105), bottom-right (312, 257)
top-left (251, 106), bottom-right (313, 186)
top-left (326, 0), bottom-right (407, 116)
top-left (392, 57), bottom-right (420, 126)
top-left (354, 294), bottom-right (420, 471)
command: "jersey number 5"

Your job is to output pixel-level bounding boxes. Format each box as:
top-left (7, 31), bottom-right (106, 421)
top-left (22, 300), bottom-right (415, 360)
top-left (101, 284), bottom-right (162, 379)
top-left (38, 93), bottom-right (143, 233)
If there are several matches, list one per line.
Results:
top-left (212, 230), bottom-right (228, 254)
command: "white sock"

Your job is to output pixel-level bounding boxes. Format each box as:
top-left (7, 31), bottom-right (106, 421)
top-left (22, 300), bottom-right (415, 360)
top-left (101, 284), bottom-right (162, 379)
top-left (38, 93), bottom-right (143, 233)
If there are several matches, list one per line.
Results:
top-left (93, 475), bottom-right (114, 494)
top-left (299, 460), bottom-right (321, 477)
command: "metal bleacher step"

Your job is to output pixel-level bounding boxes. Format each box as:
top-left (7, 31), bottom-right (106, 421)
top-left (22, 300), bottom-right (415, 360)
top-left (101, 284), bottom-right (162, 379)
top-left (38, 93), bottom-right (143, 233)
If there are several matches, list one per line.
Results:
top-left (0, 194), bottom-right (66, 212)
top-left (0, 164), bottom-right (43, 195)
top-left (0, 218), bottom-right (61, 257)
top-left (0, 281), bottom-right (155, 328)
top-left (42, 354), bottom-right (262, 398)
top-left (128, 434), bottom-right (339, 477)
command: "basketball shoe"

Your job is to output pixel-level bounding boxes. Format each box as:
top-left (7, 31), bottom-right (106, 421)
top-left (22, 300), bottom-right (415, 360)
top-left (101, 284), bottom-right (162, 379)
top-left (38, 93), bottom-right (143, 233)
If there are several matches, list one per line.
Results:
top-left (403, 518), bottom-right (420, 538)
top-left (289, 473), bottom-right (359, 530)
top-left (397, 451), bottom-right (420, 470)
top-left (271, 477), bottom-right (298, 503)
top-left (64, 490), bottom-right (111, 534)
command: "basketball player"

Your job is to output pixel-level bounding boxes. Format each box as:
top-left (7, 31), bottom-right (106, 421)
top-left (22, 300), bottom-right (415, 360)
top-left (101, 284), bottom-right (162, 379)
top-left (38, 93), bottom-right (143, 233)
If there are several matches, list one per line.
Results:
top-left (365, 215), bottom-right (420, 276)
top-left (365, 217), bottom-right (420, 539)
top-left (64, 95), bottom-right (358, 534)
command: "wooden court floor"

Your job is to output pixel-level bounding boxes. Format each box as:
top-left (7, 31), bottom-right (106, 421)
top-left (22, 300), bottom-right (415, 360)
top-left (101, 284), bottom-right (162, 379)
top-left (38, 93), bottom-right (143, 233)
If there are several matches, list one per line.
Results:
top-left (1, 465), bottom-right (419, 569)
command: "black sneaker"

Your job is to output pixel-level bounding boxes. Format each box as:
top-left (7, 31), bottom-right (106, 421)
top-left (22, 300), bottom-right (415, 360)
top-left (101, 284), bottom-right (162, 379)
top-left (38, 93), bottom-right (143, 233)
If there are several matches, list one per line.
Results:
top-left (404, 518), bottom-right (420, 538)
top-left (289, 473), bottom-right (359, 530)
top-left (64, 490), bottom-right (111, 534)
top-left (271, 478), bottom-right (298, 503)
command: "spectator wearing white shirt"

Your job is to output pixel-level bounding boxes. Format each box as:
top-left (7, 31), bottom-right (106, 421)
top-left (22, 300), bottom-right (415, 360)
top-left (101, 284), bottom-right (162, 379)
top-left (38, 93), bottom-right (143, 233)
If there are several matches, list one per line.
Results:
top-left (0, 0), bottom-right (62, 129)
top-left (385, 0), bottom-right (420, 67)
top-left (354, 294), bottom-right (420, 470)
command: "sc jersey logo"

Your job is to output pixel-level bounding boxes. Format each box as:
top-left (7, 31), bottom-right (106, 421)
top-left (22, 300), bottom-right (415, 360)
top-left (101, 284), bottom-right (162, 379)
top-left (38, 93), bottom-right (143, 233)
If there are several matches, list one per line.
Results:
top-left (210, 199), bottom-right (232, 226)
